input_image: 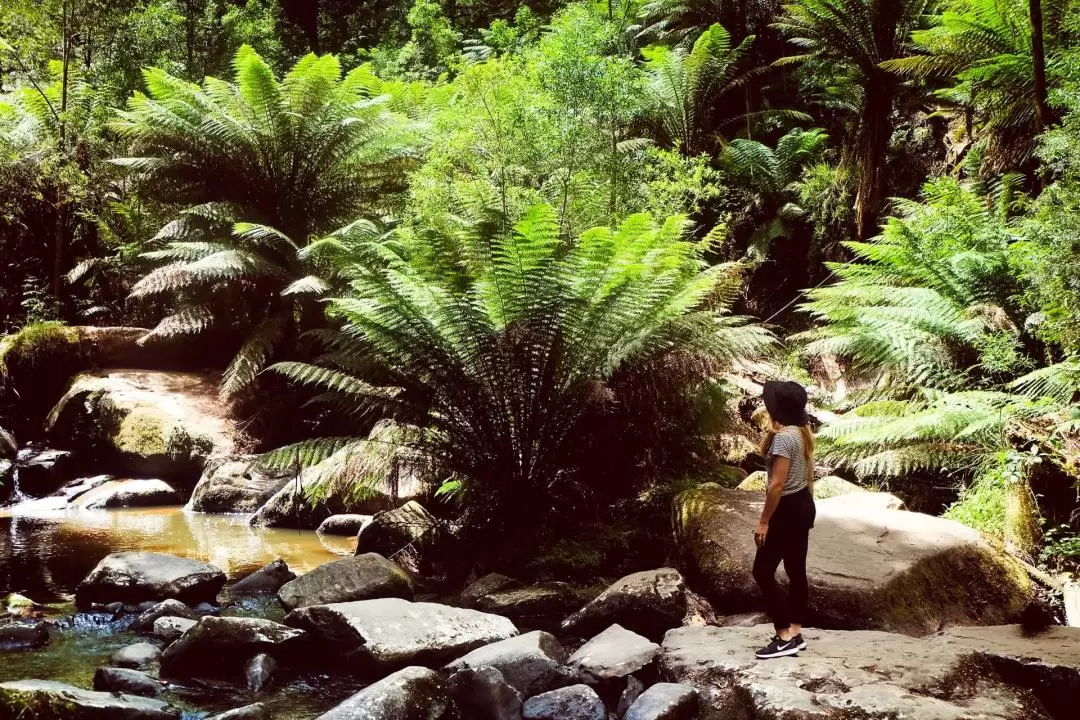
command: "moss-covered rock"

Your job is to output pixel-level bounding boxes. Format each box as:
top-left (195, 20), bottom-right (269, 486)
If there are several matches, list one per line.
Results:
top-left (736, 471), bottom-right (767, 492)
top-left (0, 679), bottom-right (180, 719)
top-left (46, 370), bottom-right (241, 487)
top-left (673, 483), bottom-right (1033, 635)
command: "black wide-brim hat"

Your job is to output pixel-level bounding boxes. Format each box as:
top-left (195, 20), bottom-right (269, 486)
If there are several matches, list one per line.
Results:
top-left (762, 380), bottom-right (809, 427)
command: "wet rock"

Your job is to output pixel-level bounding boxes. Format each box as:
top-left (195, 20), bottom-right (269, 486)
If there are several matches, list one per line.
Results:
top-left (245, 653), bottom-right (276, 694)
top-left (660, 624), bottom-right (1067, 720)
top-left (193, 602), bottom-right (219, 615)
top-left (69, 479), bottom-right (181, 509)
top-left (617, 676), bottom-right (645, 717)
top-left (567, 625), bottom-right (660, 686)
top-left (160, 616), bottom-right (306, 680)
top-left (154, 616), bottom-right (196, 643)
top-left (673, 483), bottom-right (1033, 634)
top-left (131, 599), bottom-right (200, 632)
top-left (247, 479), bottom-right (337, 530)
top-left (186, 455), bottom-right (292, 514)
top-left (315, 666), bottom-right (459, 720)
top-left (522, 684), bottom-right (605, 720)
top-left (461, 573), bottom-right (520, 608)
top-left (16, 449), bottom-right (75, 498)
top-left (475, 583), bottom-right (580, 632)
top-left (448, 666), bottom-right (522, 720)
top-left (0, 622), bottom-right (49, 651)
top-left (93, 667), bottom-right (166, 698)
top-left (110, 642), bottom-right (162, 669)
top-left (46, 369), bottom-right (240, 486)
top-left (0, 460), bottom-right (13, 503)
top-left (0, 679), bottom-right (181, 719)
top-left (277, 553), bottom-right (414, 610)
top-left (355, 501), bottom-right (460, 581)
top-left (317, 514), bottom-right (374, 536)
top-left (227, 559), bottom-right (296, 597)
top-left (55, 475), bottom-right (113, 502)
top-left (207, 704), bottom-right (270, 720)
top-left (76, 552), bottom-right (226, 609)
top-left (561, 568), bottom-right (687, 641)
top-left (104, 602), bottom-right (125, 617)
top-left (445, 631), bottom-right (569, 697)
top-left (623, 683), bottom-right (697, 720)
top-left (286, 597), bottom-right (518, 672)
top-left (0, 427), bottom-right (16, 460)
top-left (4, 593), bottom-right (39, 615)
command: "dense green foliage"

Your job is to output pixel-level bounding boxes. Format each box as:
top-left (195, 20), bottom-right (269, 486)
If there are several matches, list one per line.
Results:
top-left (4, 0), bottom-right (1080, 574)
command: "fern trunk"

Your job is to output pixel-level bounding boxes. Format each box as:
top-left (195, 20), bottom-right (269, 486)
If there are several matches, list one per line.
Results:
top-left (854, 67), bottom-right (895, 239)
top-left (1004, 478), bottom-right (1040, 560)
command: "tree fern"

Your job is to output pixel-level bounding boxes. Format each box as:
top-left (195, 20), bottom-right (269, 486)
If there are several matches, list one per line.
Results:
top-left (113, 46), bottom-right (419, 397)
top-left (270, 204), bottom-right (775, 559)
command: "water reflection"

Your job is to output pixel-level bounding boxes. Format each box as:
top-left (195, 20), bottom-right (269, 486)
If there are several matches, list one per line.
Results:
top-left (0, 508), bottom-right (355, 603)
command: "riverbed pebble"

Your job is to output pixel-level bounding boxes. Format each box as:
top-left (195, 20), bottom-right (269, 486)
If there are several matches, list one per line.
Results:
top-left (111, 642), bottom-right (163, 669)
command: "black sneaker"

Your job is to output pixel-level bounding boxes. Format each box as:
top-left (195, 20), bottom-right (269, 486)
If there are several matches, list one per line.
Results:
top-left (755, 635), bottom-right (800, 659)
top-left (793, 633), bottom-right (807, 650)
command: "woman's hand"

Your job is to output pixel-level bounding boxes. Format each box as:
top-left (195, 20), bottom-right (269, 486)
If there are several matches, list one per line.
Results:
top-left (755, 520), bottom-right (769, 548)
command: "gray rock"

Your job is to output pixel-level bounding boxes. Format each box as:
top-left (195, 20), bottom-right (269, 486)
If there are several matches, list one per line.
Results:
top-left (715, 611), bottom-right (770, 628)
top-left (132, 599), bottom-right (200, 632)
top-left (245, 653), bottom-right (276, 694)
top-left (355, 501), bottom-right (457, 579)
top-left (207, 704), bottom-right (270, 720)
top-left (186, 455), bottom-right (292, 514)
top-left (561, 568), bottom-right (687, 641)
top-left (567, 625), bottom-right (660, 685)
top-left (461, 573), bottom-right (520, 608)
top-left (93, 667), bottom-right (166, 698)
top-left (286, 597), bottom-right (518, 671)
top-left (160, 616), bottom-right (306, 680)
top-left (0, 426), bottom-right (15, 460)
top-left (660, 624), bottom-right (1071, 720)
top-left (617, 676), bottom-right (645, 717)
top-left (674, 484), bottom-right (1033, 634)
top-left (111, 642), bottom-right (162, 669)
top-left (0, 679), bottom-right (181, 719)
top-left (315, 666), bottom-right (459, 720)
top-left (70, 479), bottom-right (181, 509)
top-left (476, 583), bottom-right (581, 633)
top-left (56, 475), bottom-right (114, 502)
top-left (226, 559), bottom-right (296, 597)
top-left (104, 602), bottom-right (125, 617)
top-left (154, 616), bottom-right (196, 643)
top-left (817, 491), bottom-right (906, 512)
top-left (445, 630), bottom-right (569, 697)
top-left (623, 683), bottom-right (697, 720)
top-left (317, 514), bottom-right (374, 536)
top-left (0, 460), bottom-right (13, 502)
top-left (522, 684), bottom-right (605, 720)
top-left (277, 553), bottom-right (414, 610)
top-left (16, 449), bottom-right (74, 497)
top-left (76, 552), bottom-right (226, 609)
top-left (448, 666), bottom-right (522, 720)
top-left (193, 601), bottom-right (219, 615)
top-left (0, 622), bottom-right (49, 652)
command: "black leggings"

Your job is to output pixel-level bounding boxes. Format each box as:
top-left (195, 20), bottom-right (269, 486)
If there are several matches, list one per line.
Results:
top-left (752, 487), bottom-right (816, 632)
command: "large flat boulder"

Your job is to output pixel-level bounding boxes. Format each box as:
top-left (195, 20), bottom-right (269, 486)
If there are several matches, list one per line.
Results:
top-left (75, 552), bottom-right (226, 609)
top-left (0, 679), bottom-right (180, 719)
top-left (660, 624), bottom-right (1073, 720)
top-left (315, 666), bottom-right (459, 720)
top-left (277, 553), bottom-right (414, 610)
top-left (160, 616), bottom-right (307, 680)
top-left (673, 484), bottom-right (1032, 634)
top-left (46, 370), bottom-right (241, 486)
top-left (70, 479), bottom-right (181, 509)
top-left (186, 455), bottom-right (293, 514)
top-left (566, 625), bottom-right (660, 685)
top-left (285, 598), bottom-right (518, 672)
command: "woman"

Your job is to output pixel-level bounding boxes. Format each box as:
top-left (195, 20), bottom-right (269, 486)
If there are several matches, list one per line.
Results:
top-left (752, 380), bottom-right (816, 660)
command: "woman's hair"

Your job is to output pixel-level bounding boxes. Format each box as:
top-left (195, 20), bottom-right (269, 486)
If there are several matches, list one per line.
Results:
top-left (760, 423), bottom-right (815, 488)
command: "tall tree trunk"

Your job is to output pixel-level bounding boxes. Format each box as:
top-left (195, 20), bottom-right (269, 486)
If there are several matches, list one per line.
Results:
top-left (1030, 0), bottom-right (1048, 133)
top-left (54, 0), bottom-right (72, 300)
top-left (854, 69), bottom-right (894, 239)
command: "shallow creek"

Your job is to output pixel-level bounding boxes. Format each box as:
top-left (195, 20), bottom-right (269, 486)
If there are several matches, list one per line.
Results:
top-left (0, 507), bottom-right (362, 718)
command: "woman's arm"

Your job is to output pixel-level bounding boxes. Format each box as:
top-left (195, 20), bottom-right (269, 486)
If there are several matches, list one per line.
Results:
top-left (755, 456), bottom-right (789, 548)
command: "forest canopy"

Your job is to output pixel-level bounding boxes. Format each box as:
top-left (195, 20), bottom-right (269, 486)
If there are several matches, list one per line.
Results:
top-left (4, 0), bottom-right (1080, 577)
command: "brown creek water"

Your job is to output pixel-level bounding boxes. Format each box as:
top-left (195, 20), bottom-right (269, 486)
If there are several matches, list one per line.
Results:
top-left (0, 507), bottom-right (362, 718)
